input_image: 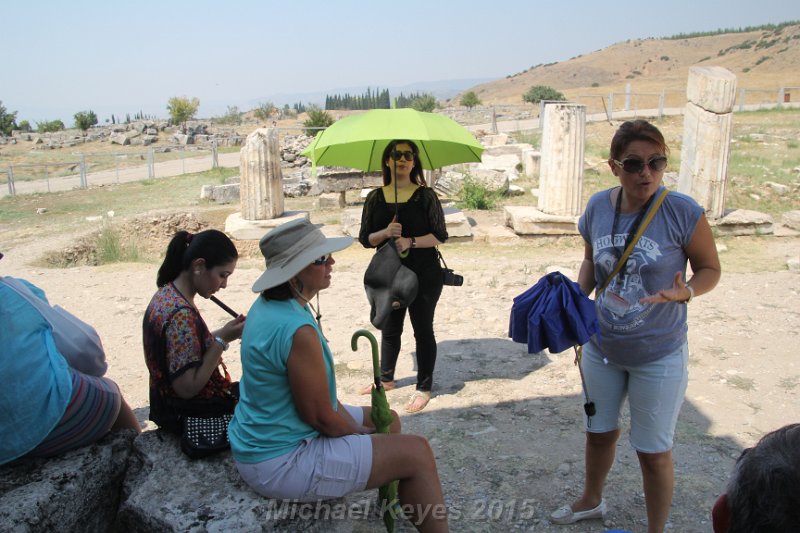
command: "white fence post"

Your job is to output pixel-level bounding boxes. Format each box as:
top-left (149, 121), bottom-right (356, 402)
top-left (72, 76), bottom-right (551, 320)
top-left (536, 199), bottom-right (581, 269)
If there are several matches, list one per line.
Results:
top-left (147, 148), bottom-right (155, 178)
top-left (212, 142), bottom-right (219, 169)
top-left (659, 91), bottom-right (665, 119)
top-left (80, 155), bottom-right (87, 188)
top-left (739, 89), bottom-right (746, 112)
top-left (45, 165), bottom-right (51, 193)
top-left (6, 166), bottom-right (15, 196)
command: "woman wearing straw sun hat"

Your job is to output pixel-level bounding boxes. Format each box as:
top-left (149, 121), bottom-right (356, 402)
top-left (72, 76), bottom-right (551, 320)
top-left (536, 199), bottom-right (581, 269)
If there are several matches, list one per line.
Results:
top-left (228, 219), bottom-right (448, 532)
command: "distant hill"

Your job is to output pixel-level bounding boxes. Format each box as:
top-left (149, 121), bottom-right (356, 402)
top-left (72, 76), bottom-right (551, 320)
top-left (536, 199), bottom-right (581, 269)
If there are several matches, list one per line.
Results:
top-left (448, 22), bottom-right (800, 108)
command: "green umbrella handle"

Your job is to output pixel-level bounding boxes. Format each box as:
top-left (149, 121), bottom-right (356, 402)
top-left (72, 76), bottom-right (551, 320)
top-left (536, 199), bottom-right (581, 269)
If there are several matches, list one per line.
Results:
top-left (396, 239), bottom-right (409, 259)
top-left (351, 329), bottom-right (381, 388)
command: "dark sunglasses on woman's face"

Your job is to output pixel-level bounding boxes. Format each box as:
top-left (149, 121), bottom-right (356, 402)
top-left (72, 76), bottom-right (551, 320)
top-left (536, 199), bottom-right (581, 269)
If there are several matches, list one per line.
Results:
top-left (390, 150), bottom-right (415, 162)
top-left (613, 155), bottom-right (668, 174)
top-left (612, 155), bottom-right (667, 174)
top-left (312, 254), bottom-right (331, 266)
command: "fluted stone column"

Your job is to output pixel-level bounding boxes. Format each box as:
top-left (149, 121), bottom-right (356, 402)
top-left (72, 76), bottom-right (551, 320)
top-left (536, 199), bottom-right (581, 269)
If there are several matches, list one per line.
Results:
top-left (538, 103), bottom-right (585, 216)
top-left (240, 128), bottom-right (284, 220)
top-left (679, 66), bottom-right (737, 219)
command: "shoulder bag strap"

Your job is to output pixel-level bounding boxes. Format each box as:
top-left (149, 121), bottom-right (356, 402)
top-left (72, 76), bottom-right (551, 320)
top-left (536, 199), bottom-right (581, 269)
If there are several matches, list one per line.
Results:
top-left (597, 188), bottom-right (669, 295)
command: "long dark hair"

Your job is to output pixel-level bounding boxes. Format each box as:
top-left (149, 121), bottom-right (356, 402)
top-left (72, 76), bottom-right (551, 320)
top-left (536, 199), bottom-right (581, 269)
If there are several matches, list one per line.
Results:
top-left (380, 139), bottom-right (426, 187)
top-left (609, 120), bottom-right (670, 160)
top-left (156, 229), bottom-right (238, 287)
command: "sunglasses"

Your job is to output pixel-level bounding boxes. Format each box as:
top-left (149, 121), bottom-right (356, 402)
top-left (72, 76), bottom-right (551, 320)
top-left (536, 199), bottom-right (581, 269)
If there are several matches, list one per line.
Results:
top-left (390, 150), bottom-right (415, 162)
top-left (613, 155), bottom-right (668, 174)
top-left (312, 253), bottom-right (331, 266)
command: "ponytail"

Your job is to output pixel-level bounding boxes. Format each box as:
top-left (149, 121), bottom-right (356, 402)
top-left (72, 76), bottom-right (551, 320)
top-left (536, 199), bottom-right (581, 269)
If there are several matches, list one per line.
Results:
top-left (156, 229), bottom-right (238, 287)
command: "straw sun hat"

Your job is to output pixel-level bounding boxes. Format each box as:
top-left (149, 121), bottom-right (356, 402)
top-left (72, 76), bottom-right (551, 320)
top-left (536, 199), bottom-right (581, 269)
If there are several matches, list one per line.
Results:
top-left (251, 219), bottom-right (353, 292)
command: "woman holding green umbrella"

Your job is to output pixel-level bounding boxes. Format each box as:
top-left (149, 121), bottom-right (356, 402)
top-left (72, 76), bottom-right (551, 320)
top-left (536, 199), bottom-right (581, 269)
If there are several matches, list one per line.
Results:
top-left (359, 140), bottom-right (449, 413)
top-left (229, 219), bottom-right (448, 533)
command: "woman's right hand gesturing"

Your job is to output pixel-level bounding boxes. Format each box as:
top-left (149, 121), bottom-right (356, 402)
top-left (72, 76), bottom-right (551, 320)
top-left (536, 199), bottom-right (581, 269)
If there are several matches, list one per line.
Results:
top-left (217, 314), bottom-right (246, 343)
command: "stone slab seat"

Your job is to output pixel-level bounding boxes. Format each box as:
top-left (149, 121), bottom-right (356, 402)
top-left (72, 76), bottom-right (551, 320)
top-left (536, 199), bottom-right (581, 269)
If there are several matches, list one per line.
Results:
top-left (0, 429), bottom-right (137, 533)
top-left (116, 430), bottom-right (378, 532)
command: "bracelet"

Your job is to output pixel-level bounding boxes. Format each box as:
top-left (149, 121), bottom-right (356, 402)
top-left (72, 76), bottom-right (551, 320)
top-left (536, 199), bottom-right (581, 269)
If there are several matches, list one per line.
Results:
top-left (411, 236), bottom-right (417, 248)
top-left (213, 336), bottom-right (229, 351)
top-left (680, 283), bottom-right (695, 304)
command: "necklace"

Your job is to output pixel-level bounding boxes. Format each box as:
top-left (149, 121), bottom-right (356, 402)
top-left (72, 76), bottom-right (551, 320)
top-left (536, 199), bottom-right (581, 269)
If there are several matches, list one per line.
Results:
top-left (294, 290), bottom-right (324, 337)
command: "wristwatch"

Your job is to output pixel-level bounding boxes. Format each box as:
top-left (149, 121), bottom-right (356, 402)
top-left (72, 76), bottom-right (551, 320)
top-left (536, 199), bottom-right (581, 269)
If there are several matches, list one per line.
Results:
top-left (410, 236), bottom-right (417, 248)
top-left (680, 283), bottom-right (695, 304)
top-left (213, 336), bottom-right (229, 351)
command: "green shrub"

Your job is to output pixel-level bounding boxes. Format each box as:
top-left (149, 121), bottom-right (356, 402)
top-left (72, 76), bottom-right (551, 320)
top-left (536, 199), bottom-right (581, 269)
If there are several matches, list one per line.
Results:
top-left (522, 85), bottom-right (565, 104)
top-left (457, 177), bottom-right (498, 210)
top-left (74, 110), bottom-right (98, 131)
top-left (303, 106), bottom-right (334, 136)
top-left (167, 96), bottom-right (200, 129)
top-left (37, 119), bottom-right (65, 133)
top-left (96, 223), bottom-right (140, 264)
top-left (18, 120), bottom-right (32, 132)
top-left (591, 82), bottom-right (600, 88)
top-left (253, 102), bottom-right (276, 122)
top-left (215, 105), bottom-right (243, 125)
top-left (410, 94), bottom-right (438, 112)
top-left (0, 101), bottom-right (18, 135)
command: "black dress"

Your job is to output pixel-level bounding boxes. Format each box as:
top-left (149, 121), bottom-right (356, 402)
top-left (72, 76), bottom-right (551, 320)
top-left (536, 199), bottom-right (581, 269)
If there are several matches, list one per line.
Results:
top-left (359, 186), bottom-right (448, 391)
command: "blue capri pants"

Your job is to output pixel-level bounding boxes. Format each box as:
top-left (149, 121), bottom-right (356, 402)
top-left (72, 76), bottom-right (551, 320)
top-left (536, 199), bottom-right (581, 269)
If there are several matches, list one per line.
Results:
top-left (580, 341), bottom-right (689, 453)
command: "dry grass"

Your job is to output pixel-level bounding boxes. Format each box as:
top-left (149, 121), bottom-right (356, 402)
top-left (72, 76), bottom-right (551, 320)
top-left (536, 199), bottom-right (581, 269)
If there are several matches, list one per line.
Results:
top-left (452, 24), bottom-right (800, 108)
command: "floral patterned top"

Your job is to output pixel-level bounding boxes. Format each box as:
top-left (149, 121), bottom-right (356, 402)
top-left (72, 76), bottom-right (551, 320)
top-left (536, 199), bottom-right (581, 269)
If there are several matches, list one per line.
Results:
top-left (143, 283), bottom-right (232, 402)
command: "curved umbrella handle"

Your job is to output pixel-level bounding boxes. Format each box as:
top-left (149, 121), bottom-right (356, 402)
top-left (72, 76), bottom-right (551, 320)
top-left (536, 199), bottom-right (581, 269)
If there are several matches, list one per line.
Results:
top-left (351, 329), bottom-right (381, 387)
top-left (396, 239), bottom-right (410, 259)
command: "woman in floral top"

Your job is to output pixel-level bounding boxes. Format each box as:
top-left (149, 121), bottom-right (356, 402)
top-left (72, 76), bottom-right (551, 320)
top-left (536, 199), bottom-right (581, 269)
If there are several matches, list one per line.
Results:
top-left (143, 229), bottom-right (245, 433)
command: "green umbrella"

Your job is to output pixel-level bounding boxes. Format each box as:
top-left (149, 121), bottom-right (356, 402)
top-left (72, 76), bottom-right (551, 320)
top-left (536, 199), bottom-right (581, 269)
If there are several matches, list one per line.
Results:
top-left (301, 108), bottom-right (483, 171)
top-left (351, 329), bottom-right (399, 533)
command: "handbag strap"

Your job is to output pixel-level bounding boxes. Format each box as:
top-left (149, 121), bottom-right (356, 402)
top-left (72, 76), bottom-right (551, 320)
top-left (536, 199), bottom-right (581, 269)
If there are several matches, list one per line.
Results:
top-left (598, 188), bottom-right (669, 295)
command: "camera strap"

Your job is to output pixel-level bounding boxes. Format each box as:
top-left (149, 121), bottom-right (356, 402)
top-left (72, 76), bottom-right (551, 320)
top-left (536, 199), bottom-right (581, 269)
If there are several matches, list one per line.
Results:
top-left (436, 249), bottom-right (449, 269)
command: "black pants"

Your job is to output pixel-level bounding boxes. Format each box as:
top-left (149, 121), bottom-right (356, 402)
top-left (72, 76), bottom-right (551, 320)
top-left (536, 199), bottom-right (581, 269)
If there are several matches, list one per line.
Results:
top-left (380, 266), bottom-right (443, 392)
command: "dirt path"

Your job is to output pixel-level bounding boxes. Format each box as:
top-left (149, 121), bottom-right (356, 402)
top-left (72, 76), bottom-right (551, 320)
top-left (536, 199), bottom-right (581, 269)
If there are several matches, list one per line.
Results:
top-left (1, 209), bottom-right (798, 532)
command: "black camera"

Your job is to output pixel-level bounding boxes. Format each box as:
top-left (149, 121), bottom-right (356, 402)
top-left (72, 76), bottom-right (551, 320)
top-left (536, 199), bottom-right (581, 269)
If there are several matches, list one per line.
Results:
top-left (442, 268), bottom-right (463, 286)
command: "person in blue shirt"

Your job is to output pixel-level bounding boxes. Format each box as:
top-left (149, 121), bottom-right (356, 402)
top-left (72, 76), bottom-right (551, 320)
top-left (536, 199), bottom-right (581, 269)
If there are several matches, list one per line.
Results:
top-left (0, 265), bottom-right (140, 465)
top-left (550, 120), bottom-right (721, 531)
top-left (228, 219), bottom-right (448, 533)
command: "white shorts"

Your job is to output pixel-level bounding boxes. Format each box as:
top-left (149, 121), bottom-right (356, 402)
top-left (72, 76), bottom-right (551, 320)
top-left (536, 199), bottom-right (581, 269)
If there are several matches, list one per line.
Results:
top-left (581, 341), bottom-right (689, 453)
top-left (235, 404), bottom-right (373, 502)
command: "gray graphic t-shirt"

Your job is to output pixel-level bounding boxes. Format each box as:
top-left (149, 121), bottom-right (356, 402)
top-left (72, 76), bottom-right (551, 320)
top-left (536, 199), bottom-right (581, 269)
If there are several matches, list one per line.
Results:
top-left (578, 187), bottom-right (703, 366)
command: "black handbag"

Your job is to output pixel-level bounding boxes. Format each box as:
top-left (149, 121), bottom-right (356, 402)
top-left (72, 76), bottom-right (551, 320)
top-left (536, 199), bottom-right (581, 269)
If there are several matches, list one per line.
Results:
top-left (180, 413), bottom-right (234, 459)
top-left (364, 238), bottom-right (419, 330)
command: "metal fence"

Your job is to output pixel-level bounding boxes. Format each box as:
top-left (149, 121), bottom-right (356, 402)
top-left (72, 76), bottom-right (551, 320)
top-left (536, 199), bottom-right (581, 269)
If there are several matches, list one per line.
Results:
top-left (2, 144), bottom-right (222, 197)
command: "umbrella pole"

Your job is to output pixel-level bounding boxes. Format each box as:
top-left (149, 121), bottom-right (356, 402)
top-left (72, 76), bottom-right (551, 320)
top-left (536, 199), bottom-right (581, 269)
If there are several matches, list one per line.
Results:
top-left (573, 346), bottom-right (596, 422)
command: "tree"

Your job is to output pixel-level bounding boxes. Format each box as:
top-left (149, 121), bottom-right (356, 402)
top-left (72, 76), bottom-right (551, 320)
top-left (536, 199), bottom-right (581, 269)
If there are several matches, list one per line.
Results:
top-left (253, 101), bottom-right (276, 122)
top-left (0, 100), bottom-right (18, 136)
top-left (303, 105), bottom-right (334, 137)
top-left (18, 120), bottom-right (32, 132)
top-left (74, 110), bottom-right (98, 132)
top-left (410, 94), bottom-right (438, 112)
top-left (460, 91), bottom-right (482, 109)
top-left (167, 96), bottom-right (200, 130)
top-left (522, 85), bottom-right (566, 104)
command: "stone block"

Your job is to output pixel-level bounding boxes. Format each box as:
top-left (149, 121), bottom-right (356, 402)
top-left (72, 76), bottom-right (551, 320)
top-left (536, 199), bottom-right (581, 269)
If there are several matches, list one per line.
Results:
top-left (340, 208), bottom-right (363, 237)
top-left (712, 209), bottom-right (774, 236)
top-left (522, 149), bottom-right (540, 178)
top-left (317, 192), bottom-right (346, 210)
top-left (225, 211), bottom-right (308, 241)
top-left (686, 66), bottom-right (737, 113)
top-left (0, 430), bottom-right (137, 533)
top-left (117, 430), bottom-right (367, 532)
top-left (200, 183), bottom-right (240, 205)
top-left (504, 206), bottom-right (579, 235)
top-left (781, 210), bottom-right (800, 231)
top-left (481, 133), bottom-right (509, 147)
top-left (443, 207), bottom-right (472, 237)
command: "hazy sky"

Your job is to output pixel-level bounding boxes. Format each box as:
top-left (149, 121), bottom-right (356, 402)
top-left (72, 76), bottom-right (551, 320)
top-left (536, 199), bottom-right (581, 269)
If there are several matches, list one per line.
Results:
top-left (3, 0), bottom-right (798, 124)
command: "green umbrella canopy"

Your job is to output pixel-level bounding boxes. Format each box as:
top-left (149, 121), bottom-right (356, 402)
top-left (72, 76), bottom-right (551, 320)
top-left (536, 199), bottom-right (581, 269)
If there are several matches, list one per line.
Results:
top-left (301, 108), bottom-right (483, 171)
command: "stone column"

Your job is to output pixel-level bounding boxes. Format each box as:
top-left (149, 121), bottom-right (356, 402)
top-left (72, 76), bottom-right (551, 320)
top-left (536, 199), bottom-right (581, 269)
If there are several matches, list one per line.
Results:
top-left (240, 127), bottom-right (284, 220)
top-left (678, 66), bottom-right (737, 219)
top-left (537, 103), bottom-right (585, 216)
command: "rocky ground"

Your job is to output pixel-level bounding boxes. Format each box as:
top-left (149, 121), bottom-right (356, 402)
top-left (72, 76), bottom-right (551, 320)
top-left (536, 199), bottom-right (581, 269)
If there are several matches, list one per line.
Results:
top-left (1, 206), bottom-right (798, 532)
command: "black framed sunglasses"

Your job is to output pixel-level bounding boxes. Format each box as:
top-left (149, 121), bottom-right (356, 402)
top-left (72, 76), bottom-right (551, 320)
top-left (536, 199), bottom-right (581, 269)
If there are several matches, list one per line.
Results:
top-left (613, 155), bottom-right (668, 174)
top-left (390, 150), bottom-right (415, 162)
top-left (312, 253), bottom-right (331, 266)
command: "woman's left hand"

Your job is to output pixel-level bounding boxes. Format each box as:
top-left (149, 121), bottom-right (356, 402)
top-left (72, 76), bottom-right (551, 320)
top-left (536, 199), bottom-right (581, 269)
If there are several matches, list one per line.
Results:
top-left (395, 237), bottom-right (412, 253)
top-left (639, 271), bottom-right (691, 304)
